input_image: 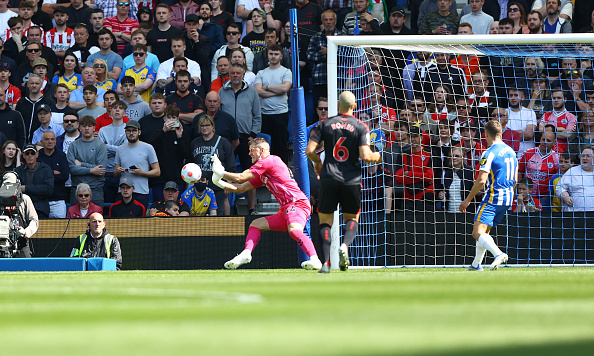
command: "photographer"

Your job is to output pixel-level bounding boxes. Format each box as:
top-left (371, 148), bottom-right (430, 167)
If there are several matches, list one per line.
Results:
top-left (1, 172), bottom-right (39, 258)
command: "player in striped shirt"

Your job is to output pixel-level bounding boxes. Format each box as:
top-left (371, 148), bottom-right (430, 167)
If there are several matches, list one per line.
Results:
top-left (460, 120), bottom-right (517, 271)
top-left (539, 88), bottom-right (577, 153)
top-left (44, 7), bottom-right (74, 59)
top-left (0, 62), bottom-right (20, 109)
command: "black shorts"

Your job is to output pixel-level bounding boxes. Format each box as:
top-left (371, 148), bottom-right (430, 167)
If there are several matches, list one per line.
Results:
top-left (318, 183), bottom-right (361, 215)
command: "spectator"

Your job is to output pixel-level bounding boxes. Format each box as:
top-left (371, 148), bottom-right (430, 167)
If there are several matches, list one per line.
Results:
top-left (402, 51), bottom-right (436, 102)
top-left (235, 0), bottom-right (260, 37)
top-left (453, 96), bottom-right (479, 135)
top-left (489, 20), bottom-right (499, 33)
top-left (31, 104), bottom-right (65, 144)
top-left (156, 58), bottom-right (203, 99)
top-left (0, 62), bottom-right (19, 109)
top-left (94, 59), bottom-right (117, 92)
top-left (139, 93), bottom-right (166, 143)
top-left (548, 151), bottom-right (573, 212)
top-left (170, 0), bottom-right (200, 31)
top-left (506, 87), bottom-right (537, 156)
top-left (55, 111), bottom-right (80, 203)
top-left (512, 179), bottom-right (543, 212)
top-left (469, 69), bottom-right (496, 110)
top-left (307, 10), bottom-right (343, 116)
top-left (113, 119), bottom-right (160, 208)
top-left (210, 23), bottom-right (254, 82)
top-left (196, 2), bottom-right (225, 56)
top-left (119, 76), bottom-right (151, 121)
top-left (182, 14), bottom-right (211, 87)
top-left (379, 6), bottom-right (412, 35)
top-left (149, 105), bottom-right (190, 199)
top-left (121, 30), bottom-right (160, 74)
top-left (541, 0), bottom-right (571, 33)
top-left (93, 0), bottom-right (138, 20)
top-left (147, 4), bottom-right (182, 63)
top-left (342, 0), bottom-right (376, 35)
top-left (65, 24), bottom-right (97, 67)
top-left (426, 85), bottom-right (456, 122)
top-left (210, 56), bottom-right (230, 93)
top-left (460, 0), bottom-right (493, 34)
top-left (37, 131), bottom-right (69, 218)
top-left (15, 41), bottom-right (54, 89)
top-left (16, 73), bottom-right (56, 143)
top-left (87, 29), bottom-right (123, 81)
top-left (104, 1), bottom-right (139, 55)
top-left (14, 143), bottom-right (53, 218)
top-left (219, 63), bottom-right (261, 212)
top-left (98, 99), bottom-right (127, 204)
top-left (193, 91), bottom-right (239, 147)
top-left (28, 58), bottom-right (56, 99)
top-left (108, 178), bottom-right (146, 217)
top-left (14, 26), bottom-right (59, 80)
top-left (423, 52), bottom-right (467, 101)
top-left (518, 127), bottom-right (559, 206)
top-left (0, 140), bottom-right (21, 174)
top-left (0, 86), bottom-right (25, 148)
top-left (2, 17), bottom-right (24, 61)
top-left (51, 84), bottom-right (73, 125)
top-left (156, 36), bottom-right (202, 90)
top-left (253, 28), bottom-right (291, 76)
top-left (457, 120), bottom-right (485, 169)
top-left (527, 9), bottom-right (544, 34)
top-left (210, 0), bottom-right (235, 32)
top-left (165, 70), bottom-right (204, 131)
top-left (67, 115), bottom-right (107, 206)
top-left (189, 114), bottom-right (235, 215)
top-left (95, 90), bottom-right (130, 132)
top-left (486, 108), bottom-right (521, 152)
top-left (78, 85), bottom-right (107, 120)
top-left (229, 48), bottom-right (256, 86)
top-left (416, 0), bottom-right (458, 31)
top-left (118, 44), bottom-right (155, 103)
top-left (527, 73), bottom-right (552, 119)
top-left (394, 126), bottom-right (435, 211)
top-left (508, 2), bottom-right (529, 34)
top-left (87, 9), bottom-right (119, 54)
top-left (0, 0), bottom-right (17, 42)
top-left (437, 146), bottom-right (475, 212)
top-left (68, 66), bottom-right (106, 110)
top-left (557, 147), bottom-right (594, 211)
top-left (46, 6), bottom-right (75, 60)
top-left (65, 0), bottom-right (92, 28)
top-left (153, 200), bottom-right (181, 216)
top-left (66, 182), bottom-right (103, 218)
top-left (419, 0), bottom-right (460, 35)
top-left (149, 181), bottom-right (191, 216)
top-left (532, 0), bottom-right (573, 22)
top-left (242, 8), bottom-right (266, 55)
top-left (539, 88), bottom-right (577, 153)
top-left (181, 176), bottom-right (218, 216)
top-left (569, 110), bottom-right (594, 156)
top-left (52, 53), bottom-right (82, 91)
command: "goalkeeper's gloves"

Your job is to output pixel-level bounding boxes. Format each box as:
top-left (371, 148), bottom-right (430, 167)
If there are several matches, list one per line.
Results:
top-left (210, 154), bottom-right (226, 176)
top-left (212, 172), bottom-right (231, 190)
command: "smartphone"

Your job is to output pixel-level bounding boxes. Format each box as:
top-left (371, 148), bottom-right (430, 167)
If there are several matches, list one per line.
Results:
top-left (129, 165), bottom-right (138, 170)
top-left (170, 121), bottom-right (180, 128)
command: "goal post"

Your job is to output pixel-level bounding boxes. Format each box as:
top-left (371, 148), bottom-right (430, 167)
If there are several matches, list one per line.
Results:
top-left (325, 34), bottom-right (594, 268)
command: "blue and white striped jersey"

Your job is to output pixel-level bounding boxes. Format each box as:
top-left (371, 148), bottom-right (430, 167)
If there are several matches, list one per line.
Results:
top-left (479, 142), bottom-right (518, 206)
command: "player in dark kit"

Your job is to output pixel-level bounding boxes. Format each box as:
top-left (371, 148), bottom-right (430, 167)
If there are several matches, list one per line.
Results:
top-left (306, 91), bottom-right (382, 273)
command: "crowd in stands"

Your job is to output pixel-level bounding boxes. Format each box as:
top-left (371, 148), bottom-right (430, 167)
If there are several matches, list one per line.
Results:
top-left (0, 0), bottom-right (593, 221)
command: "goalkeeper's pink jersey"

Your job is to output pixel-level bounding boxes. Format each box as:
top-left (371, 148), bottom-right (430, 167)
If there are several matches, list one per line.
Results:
top-left (249, 155), bottom-right (307, 207)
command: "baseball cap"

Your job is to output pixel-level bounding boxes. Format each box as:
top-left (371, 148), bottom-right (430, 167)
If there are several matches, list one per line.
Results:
top-left (32, 58), bottom-right (48, 68)
top-left (125, 120), bottom-right (141, 130)
top-left (36, 103), bottom-right (51, 115)
top-left (164, 181), bottom-right (179, 191)
top-left (119, 178), bottom-right (135, 187)
top-left (186, 14), bottom-right (200, 23)
top-left (390, 6), bottom-right (405, 16)
top-left (54, 6), bottom-right (67, 14)
top-left (23, 143), bottom-right (37, 153)
top-left (409, 126), bottom-right (422, 136)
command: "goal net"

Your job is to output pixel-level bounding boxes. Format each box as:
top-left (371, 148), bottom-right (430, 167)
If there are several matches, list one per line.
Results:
top-left (326, 34), bottom-right (594, 268)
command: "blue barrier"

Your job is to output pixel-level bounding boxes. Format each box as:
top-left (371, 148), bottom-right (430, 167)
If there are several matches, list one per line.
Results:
top-left (0, 258), bottom-right (116, 272)
top-left (87, 258), bottom-right (117, 271)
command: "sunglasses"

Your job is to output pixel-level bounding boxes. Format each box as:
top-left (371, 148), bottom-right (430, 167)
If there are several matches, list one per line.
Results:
top-left (63, 119), bottom-right (78, 123)
top-left (133, 52), bottom-right (146, 57)
top-left (456, 105), bottom-right (468, 109)
top-left (78, 194), bottom-right (90, 198)
top-left (317, 107), bottom-right (328, 111)
top-left (566, 70), bottom-right (580, 75)
top-left (93, 64), bottom-right (106, 68)
top-left (24, 150), bottom-right (37, 155)
top-left (117, 2), bottom-right (130, 6)
top-left (226, 31), bottom-right (240, 36)
top-left (508, 7), bottom-right (520, 12)
top-left (27, 48), bottom-right (41, 53)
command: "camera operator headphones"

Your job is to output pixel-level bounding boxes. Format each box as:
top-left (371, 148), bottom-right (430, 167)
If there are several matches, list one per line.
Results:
top-left (2, 171), bottom-right (20, 185)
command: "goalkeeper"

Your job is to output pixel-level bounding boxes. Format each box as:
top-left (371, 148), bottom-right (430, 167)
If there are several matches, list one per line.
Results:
top-left (210, 138), bottom-right (323, 271)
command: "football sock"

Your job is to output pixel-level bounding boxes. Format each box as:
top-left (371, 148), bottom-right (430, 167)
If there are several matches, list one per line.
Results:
top-left (342, 219), bottom-right (359, 247)
top-left (472, 239), bottom-right (487, 267)
top-left (319, 223), bottom-right (332, 263)
top-left (478, 233), bottom-right (503, 257)
top-left (288, 229), bottom-right (318, 257)
top-left (244, 226), bottom-right (261, 251)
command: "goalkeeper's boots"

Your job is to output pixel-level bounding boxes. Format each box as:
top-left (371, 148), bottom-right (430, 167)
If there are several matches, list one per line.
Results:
top-left (224, 249), bottom-right (252, 269)
top-left (465, 264), bottom-right (483, 271)
top-left (318, 262), bottom-right (331, 274)
top-left (489, 253), bottom-right (509, 271)
top-left (339, 244), bottom-right (350, 271)
top-left (301, 256), bottom-right (323, 270)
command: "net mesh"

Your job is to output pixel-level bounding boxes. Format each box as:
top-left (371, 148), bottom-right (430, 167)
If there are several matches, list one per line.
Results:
top-left (332, 40), bottom-right (594, 267)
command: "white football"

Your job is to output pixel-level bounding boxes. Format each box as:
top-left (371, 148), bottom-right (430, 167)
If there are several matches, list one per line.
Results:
top-left (181, 163), bottom-right (202, 183)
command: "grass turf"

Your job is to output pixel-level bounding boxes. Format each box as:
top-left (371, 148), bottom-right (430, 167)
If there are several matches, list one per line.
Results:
top-left (1, 267), bottom-right (593, 356)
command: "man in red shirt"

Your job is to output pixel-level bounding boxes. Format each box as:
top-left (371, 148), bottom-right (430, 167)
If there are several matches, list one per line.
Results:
top-left (457, 120), bottom-right (485, 170)
top-left (518, 127), bottom-right (559, 199)
top-left (95, 90), bottom-right (130, 133)
top-left (104, 1), bottom-right (138, 55)
top-left (539, 88), bottom-right (577, 153)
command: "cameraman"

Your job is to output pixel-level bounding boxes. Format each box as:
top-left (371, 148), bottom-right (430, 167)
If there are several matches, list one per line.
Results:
top-left (2, 172), bottom-right (39, 258)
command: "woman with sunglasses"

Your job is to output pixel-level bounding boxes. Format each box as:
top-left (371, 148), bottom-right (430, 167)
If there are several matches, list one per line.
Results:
top-left (66, 182), bottom-right (103, 218)
top-left (437, 146), bottom-right (476, 213)
top-left (0, 140), bottom-right (21, 175)
top-left (52, 53), bottom-right (82, 91)
top-left (93, 58), bottom-right (117, 91)
top-left (508, 2), bottom-right (529, 34)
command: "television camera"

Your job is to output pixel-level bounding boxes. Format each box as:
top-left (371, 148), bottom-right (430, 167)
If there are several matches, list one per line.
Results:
top-left (0, 172), bottom-right (26, 258)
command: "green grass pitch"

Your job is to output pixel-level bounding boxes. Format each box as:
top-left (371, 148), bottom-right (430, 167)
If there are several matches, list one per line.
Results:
top-left (1, 267), bottom-right (593, 356)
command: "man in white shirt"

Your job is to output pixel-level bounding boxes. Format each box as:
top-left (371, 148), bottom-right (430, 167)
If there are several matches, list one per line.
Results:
top-left (460, 0), bottom-right (494, 34)
top-left (506, 87), bottom-right (537, 157)
top-left (558, 147), bottom-right (594, 212)
top-left (155, 36), bottom-right (201, 89)
top-left (0, 0), bottom-right (18, 42)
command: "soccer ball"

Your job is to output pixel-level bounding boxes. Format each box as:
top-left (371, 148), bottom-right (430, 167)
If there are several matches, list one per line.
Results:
top-left (181, 163), bottom-right (202, 183)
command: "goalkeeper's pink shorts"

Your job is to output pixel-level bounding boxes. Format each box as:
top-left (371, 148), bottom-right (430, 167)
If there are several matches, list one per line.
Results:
top-left (265, 199), bottom-right (311, 232)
